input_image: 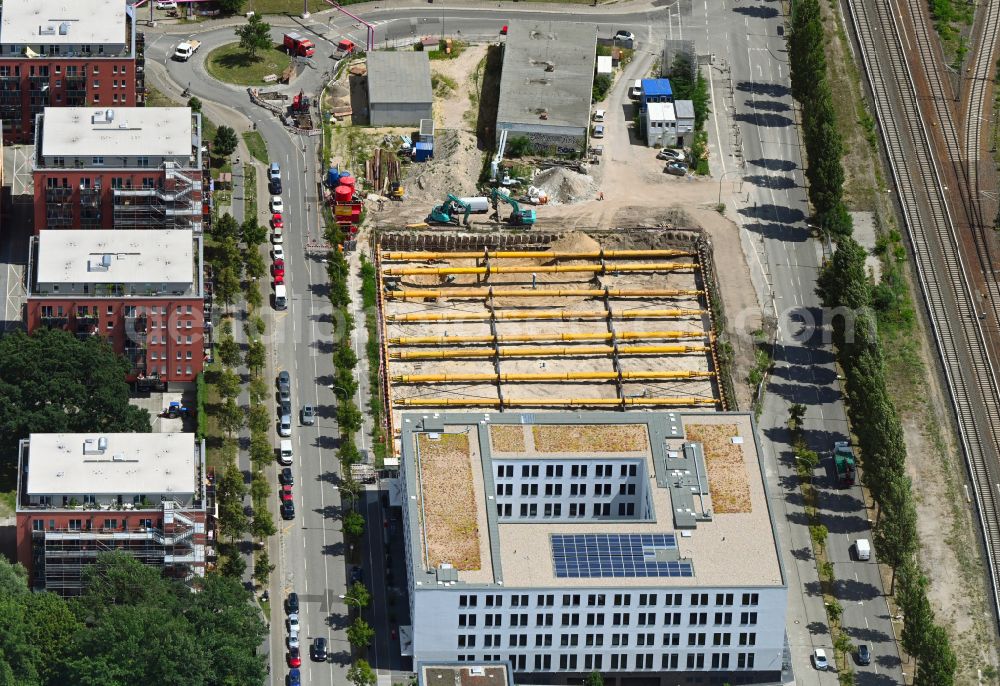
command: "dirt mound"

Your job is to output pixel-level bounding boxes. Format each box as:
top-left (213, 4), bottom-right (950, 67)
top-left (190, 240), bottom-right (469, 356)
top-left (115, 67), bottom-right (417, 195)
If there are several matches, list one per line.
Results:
top-left (549, 231), bottom-right (602, 254)
top-left (533, 167), bottom-right (597, 205)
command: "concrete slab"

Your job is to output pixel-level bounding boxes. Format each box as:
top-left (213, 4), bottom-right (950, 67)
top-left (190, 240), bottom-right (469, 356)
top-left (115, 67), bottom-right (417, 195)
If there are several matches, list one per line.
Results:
top-left (850, 211), bottom-right (882, 283)
top-left (132, 390), bottom-right (189, 432)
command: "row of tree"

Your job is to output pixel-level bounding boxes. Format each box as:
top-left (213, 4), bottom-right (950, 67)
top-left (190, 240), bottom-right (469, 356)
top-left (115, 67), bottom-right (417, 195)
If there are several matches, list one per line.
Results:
top-left (0, 552), bottom-right (268, 685)
top-left (817, 237), bottom-right (956, 683)
top-left (789, 0), bottom-right (853, 238)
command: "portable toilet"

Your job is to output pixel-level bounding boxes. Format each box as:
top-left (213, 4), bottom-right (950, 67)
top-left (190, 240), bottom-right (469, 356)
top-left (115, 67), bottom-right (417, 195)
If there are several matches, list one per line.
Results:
top-left (415, 142), bottom-right (433, 162)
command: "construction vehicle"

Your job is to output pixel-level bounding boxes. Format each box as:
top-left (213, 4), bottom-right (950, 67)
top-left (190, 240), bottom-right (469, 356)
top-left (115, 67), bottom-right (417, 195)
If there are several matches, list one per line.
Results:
top-left (173, 40), bottom-right (201, 61)
top-left (283, 32), bottom-right (316, 57)
top-left (429, 194), bottom-right (473, 226)
top-left (490, 188), bottom-right (536, 226)
top-left (333, 39), bottom-right (355, 60)
top-left (389, 182), bottom-right (405, 200)
top-left (833, 441), bottom-right (857, 486)
top-left (289, 90), bottom-right (313, 129)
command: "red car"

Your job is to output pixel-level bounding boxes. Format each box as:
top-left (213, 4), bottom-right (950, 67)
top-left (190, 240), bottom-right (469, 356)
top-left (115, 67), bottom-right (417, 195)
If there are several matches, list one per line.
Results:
top-left (274, 273), bottom-right (285, 286)
top-left (287, 647), bottom-right (301, 668)
top-left (271, 258), bottom-right (285, 278)
top-left (500, 25), bottom-right (508, 35)
top-left (271, 213), bottom-right (284, 229)
top-left (281, 485), bottom-right (293, 502)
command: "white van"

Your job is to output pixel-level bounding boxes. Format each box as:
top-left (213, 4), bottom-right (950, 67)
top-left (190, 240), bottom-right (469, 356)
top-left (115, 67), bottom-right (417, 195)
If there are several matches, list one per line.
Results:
top-left (629, 79), bottom-right (642, 99)
top-left (274, 284), bottom-right (288, 310)
top-left (855, 538), bottom-right (871, 561)
top-left (279, 439), bottom-right (293, 465)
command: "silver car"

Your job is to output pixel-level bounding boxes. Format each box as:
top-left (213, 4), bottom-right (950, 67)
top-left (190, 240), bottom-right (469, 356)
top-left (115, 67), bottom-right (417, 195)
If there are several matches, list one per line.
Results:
top-left (279, 415), bottom-right (292, 437)
top-left (301, 405), bottom-right (316, 426)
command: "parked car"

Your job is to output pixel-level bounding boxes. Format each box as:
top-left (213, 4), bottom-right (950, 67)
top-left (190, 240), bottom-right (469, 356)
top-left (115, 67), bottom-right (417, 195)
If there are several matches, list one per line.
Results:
top-left (288, 667), bottom-right (301, 686)
top-left (280, 485), bottom-right (293, 502)
top-left (350, 566), bottom-right (363, 584)
top-left (592, 124), bottom-right (605, 138)
top-left (286, 591), bottom-right (299, 613)
top-left (813, 648), bottom-right (829, 671)
top-left (269, 161), bottom-right (281, 182)
top-left (155, 1), bottom-right (178, 9)
top-left (287, 613), bottom-right (300, 633)
top-left (271, 213), bottom-right (284, 229)
top-left (270, 179), bottom-right (283, 195)
top-left (301, 404), bottom-right (316, 425)
top-left (273, 245), bottom-right (285, 261)
top-left (500, 24), bottom-right (508, 35)
top-left (280, 398), bottom-right (292, 416)
top-left (273, 227), bottom-right (284, 244)
top-left (287, 646), bottom-right (302, 668)
top-left (614, 29), bottom-right (635, 42)
top-left (310, 637), bottom-right (328, 662)
top-left (274, 273), bottom-right (285, 286)
top-left (286, 631), bottom-right (299, 650)
top-left (281, 501), bottom-right (296, 520)
top-left (270, 196), bottom-right (284, 213)
top-left (272, 258), bottom-right (285, 278)
top-left (856, 644), bottom-right (871, 666)
top-left (657, 148), bottom-right (686, 162)
top-left (280, 467), bottom-right (294, 485)
top-left (592, 109), bottom-right (605, 123)
top-left (279, 414), bottom-right (292, 437)
top-left (279, 380), bottom-right (291, 403)
top-left (665, 161), bottom-right (688, 176)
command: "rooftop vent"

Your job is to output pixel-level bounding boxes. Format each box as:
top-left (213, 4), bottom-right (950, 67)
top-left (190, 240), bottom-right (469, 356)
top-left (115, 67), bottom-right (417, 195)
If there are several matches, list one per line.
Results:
top-left (87, 254), bottom-right (112, 272)
top-left (112, 453), bottom-right (126, 462)
top-left (39, 25), bottom-right (56, 36)
top-left (82, 437), bottom-right (107, 455)
top-left (469, 668), bottom-right (486, 677)
top-left (58, 22), bottom-right (70, 36)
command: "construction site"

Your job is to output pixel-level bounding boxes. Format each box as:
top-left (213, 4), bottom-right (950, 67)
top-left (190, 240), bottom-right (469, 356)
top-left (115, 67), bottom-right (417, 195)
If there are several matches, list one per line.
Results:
top-left (374, 228), bottom-right (731, 441)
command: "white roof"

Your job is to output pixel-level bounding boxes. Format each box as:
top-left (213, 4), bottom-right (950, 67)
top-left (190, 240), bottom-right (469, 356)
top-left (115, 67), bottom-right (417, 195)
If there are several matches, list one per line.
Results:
top-left (25, 433), bottom-right (197, 496)
top-left (41, 107), bottom-right (193, 159)
top-left (647, 101), bottom-right (676, 121)
top-left (37, 230), bottom-right (193, 285)
top-left (596, 55), bottom-right (613, 74)
top-left (1, 0), bottom-right (126, 46)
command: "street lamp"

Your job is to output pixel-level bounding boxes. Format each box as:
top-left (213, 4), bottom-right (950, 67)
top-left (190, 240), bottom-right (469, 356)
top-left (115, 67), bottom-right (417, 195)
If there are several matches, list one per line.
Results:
top-left (717, 169), bottom-right (743, 205)
top-left (302, 0), bottom-right (310, 19)
top-left (338, 594), bottom-right (363, 607)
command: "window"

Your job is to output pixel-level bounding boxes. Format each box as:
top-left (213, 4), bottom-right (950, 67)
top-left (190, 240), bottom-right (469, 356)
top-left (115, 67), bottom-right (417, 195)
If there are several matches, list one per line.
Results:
top-left (636, 654), bottom-right (654, 670)
top-left (740, 611), bottom-right (758, 625)
top-left (737, 653), bottom-right (755, 669)
top-left (544, 483), bottom-right (562, 496)
top-left (686, 653), bottom-right (705, 669)
top-left (663, 612), bottom-right (681, 625)
top-left (510, 594), bottom-right (529, 607)
top-left (620, 464), bottom-right (637, 476)
top-left (106, 321), bottom-right (114, 330)
top-left (617, 502), bottom-right (636, 516)
top-left (585, 633), bottom-right (604, 646)
top-left (569, 503), bottom-right (586, 517)
top-left (458, 595), bottom-right (477, 607)
top-left (612, 612), bottom-right (629, 626)
top-left (520, 465), bottom-right (539, 477)
top-left (637, 612), bottom-right (655, 625)
top-left (570, 483), bottom-right (587, 496)
top-left (68, 519), bottom-right (82, 530)
top-left (716, 592), bottom-right (735, 606)
top-left (587, 593), bottom-right (606, 606)
top-left (92, 156), bottom-right (104, 165)
top-left (663, 632), bottom-right (681, 646)
top-left (544, 464), bottom-right (563, 477)
top-left (456, 635), bottom-right (475, 648)
top-left (562, 594), bottom-right (580, 606)
top-left (484, 613), bottom-right (501, 626)
top-left (537, 594), bottom-right (554, 606)
top-left (560, 613), bottom-right (579, 626)
top-left (534, 633), bottom-right (552, 646)
top-left (93, 80), bottom-right (99, 89)
top-left (484, 594), bottom-right (502, 607)
top-left (738, 632), bottom-right (756, 646)
top-left (636, 633), bottom-right (654, 646)
top-left (595, 503), bottom-right (611, 516)
top-left (691, 592), bottom-right (709, 606)
top-left (741, 592), bottom-right (759, 606)
top-left (689, 612), bottom-right (708, 625)
top-left (611, 633), bottom-right (629, 646)
top-left (496, 464), bottom-right (513, 478)
top-left (520, 483), bottom-right (538, 496)
top-left (33, 519), bottom-right (44, 531)
top-left (495, 483), bottom-right (512, 496)
top-left (510, 613), bottom-right (528, 626)
top-left (595, 483), bottom-right (611, 496)
top-left (571, 464), bottom-right (588, 477)
top-left (610, 654), bottom-right (628, 671)
top-left (714, 612), bottom-right (732, 625)
top-left (138, 156), bottom-right (150, 166)
top-left (496, 503), bottom-right (511, 517)
top-left (661, 654), bottom-right (679, 670)
top-left (458, 614), bottom-right (475, 627)
top-left (586, 612), bottom-right (604, 626)
top-left (712, 632), bottom-right (732, 646)
top-left (639, 593), bottom-right (657, 606)
top-left (619, 483), bottom-right (636, 495)
top-left (535, 613), bottom-right (553, 626)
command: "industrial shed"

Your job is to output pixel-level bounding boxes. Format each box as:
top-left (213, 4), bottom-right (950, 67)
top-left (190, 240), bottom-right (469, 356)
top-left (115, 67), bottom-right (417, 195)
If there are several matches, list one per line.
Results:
top-left (496, 21), bottom-right (597, 153)
top-left (366, 52), bottom-right (433, 126)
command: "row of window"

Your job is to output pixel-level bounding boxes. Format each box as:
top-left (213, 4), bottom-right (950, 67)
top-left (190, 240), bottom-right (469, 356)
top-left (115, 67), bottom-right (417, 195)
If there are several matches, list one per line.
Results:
top-left (0, 63), bottom-right (129, 77)
top-left (495, 502), bottom-right (635, 518)
top-left (42, 91), bottom-right (131, 105)
top-left (460, 630), bottom-right (758, 648)
top-left (40, 304), bottom-right (198, 317)
top-left (496, 464), bottom-right (639, 479)
top-left (459, 592), bottom-right (760, 609)
top-left (496, 482), bottom-right (637, 497)
top-left (33, 517), bottom-right (158, 532)
top-left (458, 611), bottom-right (758, 628)
top-left (453, 651), bottom-right (758, 672)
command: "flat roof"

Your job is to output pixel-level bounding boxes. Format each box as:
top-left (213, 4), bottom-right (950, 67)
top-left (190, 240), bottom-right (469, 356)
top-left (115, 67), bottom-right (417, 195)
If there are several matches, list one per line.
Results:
top-left (597, 55), bottom-right (612, 74)
top-left (40, 107), bottom-right (192, 159)
top-left (675, 99), bottom-right (695, 119)
top-left (402, 412), bottom-right (783, 589)
top-left (1, 0), bottom-right (126, 46)
top-left (25, 433), bottom-right (197, 496)
top-left (419, 664), bottom-right (511, 686)
top-left (496, 20), bottom-right (597, 130)
top-left (642, 78), bottom-right (673, 97)
top-left (367, 51), bottom-right (433, 105)
top-left (648, 102), bottom-right (676, 121)
top-left (37, 230), bottom-right (193, 285)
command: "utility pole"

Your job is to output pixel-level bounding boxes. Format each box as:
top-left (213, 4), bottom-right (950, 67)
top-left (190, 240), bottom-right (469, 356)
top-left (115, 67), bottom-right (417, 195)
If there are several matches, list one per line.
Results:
top-left (302, 0), bottom-right (310, 19)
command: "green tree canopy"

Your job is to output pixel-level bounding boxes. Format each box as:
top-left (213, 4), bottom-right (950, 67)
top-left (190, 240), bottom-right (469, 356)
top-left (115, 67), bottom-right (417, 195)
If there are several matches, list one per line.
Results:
top-left (186, 96), bottom-right (203, 112)
top-left (343, 511), bottom-right (366, 538)
top-left (584, 671), bottom-right (604, 686)
top-left (348, 660), bottom-right (377, 686)
top-left (241, 218), bottom-right (268, 247)
top-left (346, 617), bottom-right (375, 648)
top-left (815, 236), bottom-right (871, 310)
top-left (214, 125), bottom-right (239, 157)
top-left (235, 14), bottom-right (272, 61)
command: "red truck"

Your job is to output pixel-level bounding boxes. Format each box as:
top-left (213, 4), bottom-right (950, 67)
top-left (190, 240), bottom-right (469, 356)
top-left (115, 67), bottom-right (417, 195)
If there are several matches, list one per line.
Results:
top-left (333, 39), bottom-right (355, 60)
top-left (283, 32), bottom-right (315, 57)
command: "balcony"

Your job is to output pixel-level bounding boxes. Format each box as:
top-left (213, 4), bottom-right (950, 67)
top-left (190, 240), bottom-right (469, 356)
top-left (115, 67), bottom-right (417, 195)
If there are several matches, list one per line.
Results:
top-left (45, 187), bottom-right (72, 201)
top-left (126, 314), bottom-right (148, 334)
top-left (39, 315), bottom-right (69, 328)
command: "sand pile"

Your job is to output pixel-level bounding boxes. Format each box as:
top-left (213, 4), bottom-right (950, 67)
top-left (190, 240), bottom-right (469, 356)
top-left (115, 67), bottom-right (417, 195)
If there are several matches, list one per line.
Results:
top-left (533, 167), bottom-right (597, 204)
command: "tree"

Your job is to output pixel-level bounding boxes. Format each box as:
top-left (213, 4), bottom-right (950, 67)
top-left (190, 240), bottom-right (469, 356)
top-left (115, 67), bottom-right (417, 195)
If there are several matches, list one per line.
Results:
top-left (215, 212), bottom-right (239, 241)
top-left (334, 367), bottom-right (359, 400)
top-left (339, 476), bottom-right (363, 505)
top-left (250, 469), bottom-right (270, 503)
top-left (592, 73), bottom-right (613, 101)
top-left (343, 511), bottom-right (366, 538)
top-left (788, 0), bottom-right (825, 103)
top-left (215, 267), bottom-right (241, 311)
top-left (815, 236), bottom-right (871, 310)
top-left (187, 96), bottom-right (203, 112)
top-left (241, 218), bottom-right (268, 247)
top-left (787, 402), bottom-right (807, 434)
top-left (0, 329), bottom-right (150, 457)
top-left (872, 476), bottom-right (918, 591)
top-left (346, 617), bottom-right (375, 649)
top-left (216, 0), bottom-right (246, 14)
top-left (584, 671), bottom-right (604, 686)
top-left (253, 550), bottom-right (274, 587)
top-left (248, 403), bottom-right (270, 435)
top-left (335, 344), bottom-right (359, 370)
top-left (897, 559), bottom-right (934, 661)
top-left (250, 506), bottom-right (276, 539)
top-left (833, 632), bottom-right (854, 660)
top-left (217, 335), bottom-right (241, 368)
top-left (507, 136), bottom-right (532, 158)
top-left (218, 367), bottom-right (242, 400)
top-left (348, 660), bottom-right (377, 686)
top-left (245, 339), bottom-right (266, 374)
top-left (218, 397), bottom-right (245, 437)
top-left (250, 433), bottom-right (273, 469)
top-left (337, 400), bottom-right (363, 433)
top-left (914, 624), bottom-right (957, 686)
top-left (217, 459), bottom-right (248, 542)
top-left (246, 282), bottom-right (263, 311)
top-left (249, 375), bottom-right (268, 404)
top-left (219, 549), bottom-right (247, 579)
top-left (214, 125), bottom-right (239, 157)
top-left (344, 581), bottom-right (371, 610)
top-left (244, 248), bottom-right (266, 280)
top-left (235, 14), bottom-right (272, 62)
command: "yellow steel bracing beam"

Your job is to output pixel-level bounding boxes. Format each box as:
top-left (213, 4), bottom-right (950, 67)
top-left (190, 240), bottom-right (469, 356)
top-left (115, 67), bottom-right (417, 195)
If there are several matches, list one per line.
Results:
top-left (395, 397), bottom-right (719, 407)
top-left (381, 249), bottom-right (697, 260)
top-left (382, 262), bottom-right (699, 276)
top-left (385, 308), bottom-right (707, 322)
top-left (385, 288), bottom-right (704, 300)
top-left (388, 330), bottom-right (707, 345)
top-left (392, 370), bottom-right (716, 383)
top-left (388, 344), bottom-right (710, 360)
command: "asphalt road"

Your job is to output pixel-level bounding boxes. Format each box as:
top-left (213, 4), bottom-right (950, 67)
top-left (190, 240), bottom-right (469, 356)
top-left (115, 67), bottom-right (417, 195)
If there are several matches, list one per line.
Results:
top-left (141, 2), bottom-right (907, 684)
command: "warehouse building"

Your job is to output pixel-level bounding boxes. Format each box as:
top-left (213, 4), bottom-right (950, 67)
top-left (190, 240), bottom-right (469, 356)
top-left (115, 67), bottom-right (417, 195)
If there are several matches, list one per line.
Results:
top-left (400, 411), bottom-right (787, 684)
top-left (496, 21), bottom-right (597, 154)
top-left (366, 51), bottom-right (433, 126)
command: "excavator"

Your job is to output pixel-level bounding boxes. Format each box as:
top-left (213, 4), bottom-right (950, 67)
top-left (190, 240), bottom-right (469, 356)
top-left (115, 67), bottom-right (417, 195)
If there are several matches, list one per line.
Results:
top-left (490, 188), bottom-right (536, 226)
top-left (428, 194), bottom-right (473, 226)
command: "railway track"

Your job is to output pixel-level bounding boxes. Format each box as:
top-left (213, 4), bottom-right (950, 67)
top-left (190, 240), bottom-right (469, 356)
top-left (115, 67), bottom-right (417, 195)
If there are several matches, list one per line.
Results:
top-left (962, 0), bottom-right (1000, 201)
top-left (845, 0), bottom-right (1000, 624)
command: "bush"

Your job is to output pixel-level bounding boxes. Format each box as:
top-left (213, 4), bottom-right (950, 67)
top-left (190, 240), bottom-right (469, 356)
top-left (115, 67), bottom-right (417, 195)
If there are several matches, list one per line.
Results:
top-left (195, 373), bottom-right (207, 440)
top-left (592, 73), bottom-right (613, 102)
top-left (507, 136), bottom-right (532, 158)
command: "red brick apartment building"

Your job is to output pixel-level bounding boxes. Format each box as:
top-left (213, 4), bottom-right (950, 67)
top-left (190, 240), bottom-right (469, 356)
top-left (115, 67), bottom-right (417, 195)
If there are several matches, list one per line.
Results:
top-left (15, 432), bottom-right (208, 595)
top-left (33, 106), bottom-right (204, 232)
top-left (26, 229), bottom-right (207, 385)
top-left (0, 0), bottom-right (143, 144)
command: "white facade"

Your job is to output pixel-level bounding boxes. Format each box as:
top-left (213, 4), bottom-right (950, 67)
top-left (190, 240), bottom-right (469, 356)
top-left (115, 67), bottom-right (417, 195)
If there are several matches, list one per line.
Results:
top-left (646, 101), bottom-right (678, 148)
top-left (400, 412), bottom-right (787, 683)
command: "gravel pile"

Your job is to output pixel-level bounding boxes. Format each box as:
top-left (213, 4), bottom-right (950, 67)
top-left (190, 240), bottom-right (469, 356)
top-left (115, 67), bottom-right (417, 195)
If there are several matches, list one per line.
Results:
top-left (533, 167), bottom-right (597, 205)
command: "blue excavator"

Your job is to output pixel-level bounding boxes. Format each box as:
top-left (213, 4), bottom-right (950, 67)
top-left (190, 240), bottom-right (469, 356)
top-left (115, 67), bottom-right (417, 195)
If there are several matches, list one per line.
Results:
top-left (428, 194), bottom-right (472, 226)
top-left (490, 188), bottom-right (536, 226)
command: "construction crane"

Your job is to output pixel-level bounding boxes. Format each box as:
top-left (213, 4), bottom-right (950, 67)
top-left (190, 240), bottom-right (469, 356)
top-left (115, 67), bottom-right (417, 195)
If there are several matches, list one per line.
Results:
top-left (490, 188), bottom-right (536, 226)
top-left (428, 194), bottom-right (473, 226)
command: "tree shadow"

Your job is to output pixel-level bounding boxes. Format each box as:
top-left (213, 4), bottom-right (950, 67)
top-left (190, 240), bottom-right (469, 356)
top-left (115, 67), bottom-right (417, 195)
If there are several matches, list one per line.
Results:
top-left (317, 504), bottom-right (343, 520)
top-left (743, 174), bottom-right (798, 190)
top-left (842, 625), bottom-right (891, 643)
top-left (736, 81), bottom-right (790, 98)
top-left (738, 202), bottom-right (805, 224)
top-left (312, 339), bottom-right (335, 354)
top-left (735, 111), bottom-right (794, 128)
top-left (321, 541), bottom-right (346, 557)
top-left (821, 490), bottom-right (865, 513)
top-left (309, 282), bottom-right (331, 298)
top-left (831, 577), bottom-right (882, 602)
top-left (768, 363), bottom-right (838, 385)
top-left (805, 619), bottom-right (828, 634)
top-left (748, 157), bottom-right (797, 172)
top-left (733, 5), bottom-right (780, 17)
top-left (328, 649), bottom-right (352, 667)
top-left (316, 435), bottom-right (339, 450)
top-left (790, 545), bottom-right (813, 561)
top-left (772, 341), bottom-right (836, 365)
top-left (742, 221), bottom-right (810, 242)
top-left (744, 98), bottom-right (790, 112)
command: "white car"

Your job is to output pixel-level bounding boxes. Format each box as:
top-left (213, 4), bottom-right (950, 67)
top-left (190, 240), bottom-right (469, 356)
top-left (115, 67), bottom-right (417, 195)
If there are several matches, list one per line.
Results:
top-left (272, 228), bottom-right (284, 244)
top-left (270, 196), bottom-right (284, 213)
top-left (813, 648), bottom-right (829, 671)
top-left (657, 148), bottom-right (686, 162)
top-left (614, 30), bottom-right (635, 42)
top-left (287, 631), bottom-right (300, 650)
top-left (273, 245), bottom-right (285, 261)
top-left (593, 109), bottom-right (606, 123)
top-left (287, 613), bottom-right (300, 633)
top-left (155, 1), bottom-right (177, 9)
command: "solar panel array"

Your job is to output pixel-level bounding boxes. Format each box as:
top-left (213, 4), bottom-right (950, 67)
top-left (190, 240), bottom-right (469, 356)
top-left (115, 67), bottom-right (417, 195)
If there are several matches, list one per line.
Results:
top-left (551, 533), bottom-right (694, 578)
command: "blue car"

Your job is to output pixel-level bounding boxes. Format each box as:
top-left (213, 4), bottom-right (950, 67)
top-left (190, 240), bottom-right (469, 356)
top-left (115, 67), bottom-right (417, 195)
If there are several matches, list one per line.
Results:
top-left (288, 668), bottom-right (301, 686)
